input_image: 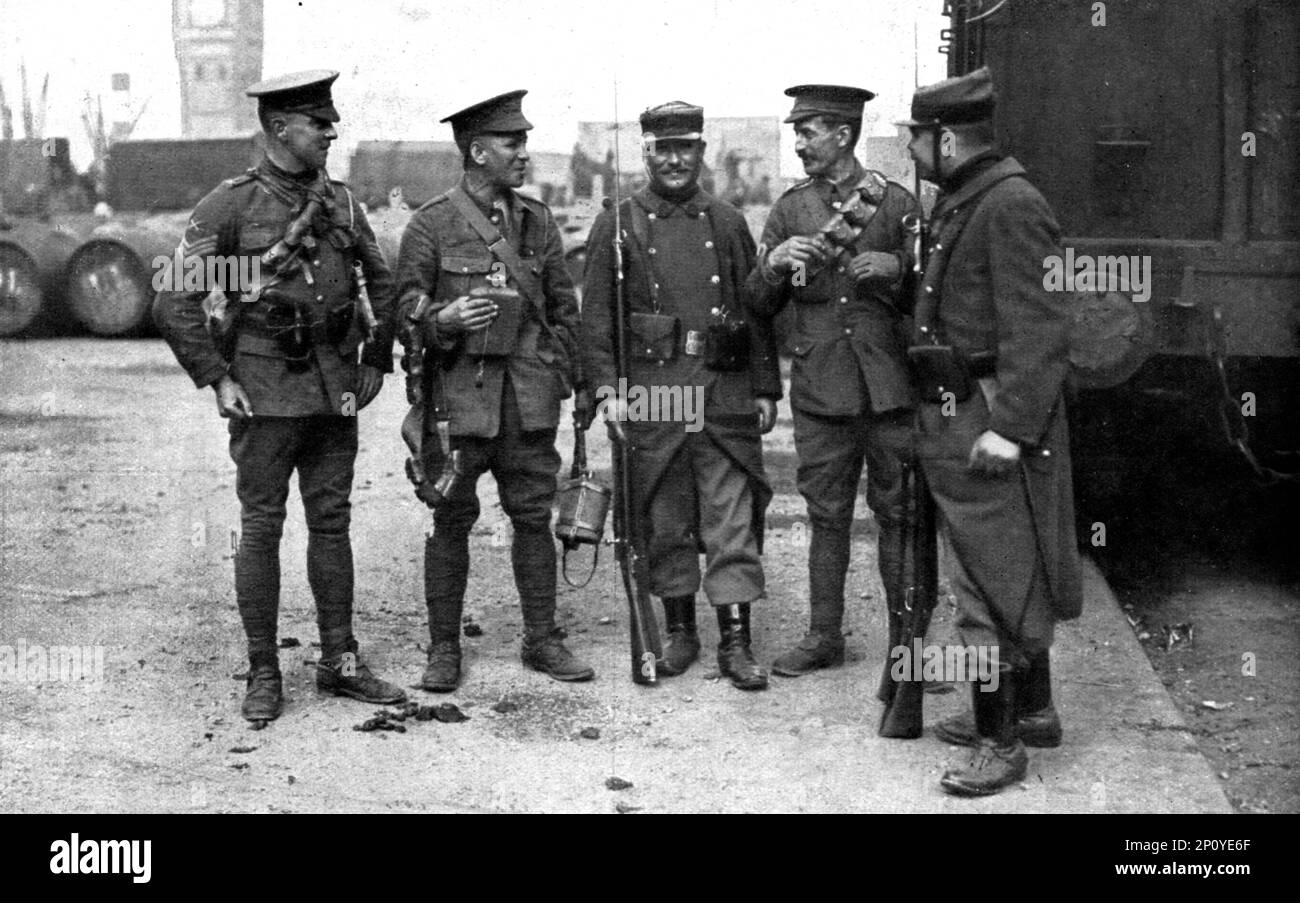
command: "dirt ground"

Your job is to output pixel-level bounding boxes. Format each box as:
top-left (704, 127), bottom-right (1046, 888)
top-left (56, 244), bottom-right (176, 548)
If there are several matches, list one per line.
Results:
top-left (0, 338), bottom-right (1290, 813)
top-left (1086, 386), bottom-right (1300, 815)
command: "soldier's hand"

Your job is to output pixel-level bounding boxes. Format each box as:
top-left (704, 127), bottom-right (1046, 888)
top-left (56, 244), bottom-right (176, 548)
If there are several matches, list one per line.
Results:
top-left (849, 250), bottom-right (900, 283)
top-left (768, 235), bottom-right (830, 274)
top-left (968, 429), bottom-right (1020, 477)
top-left (355, 364), bottom-right (384, 410)
top-left (214, 374), bottom-right (253, 420)
top-left (601, 395), bottom-right (629, 445)
top-left (755, 397), bottom-right (777, 434)
top-left (435, 295), bottom-right (498, 335)
top-left (572, 387), bottom-right (596, 431)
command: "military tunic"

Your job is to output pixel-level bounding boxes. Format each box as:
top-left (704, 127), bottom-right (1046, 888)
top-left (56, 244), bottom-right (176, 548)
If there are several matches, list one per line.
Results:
top-left (745, 161), bottom-right (918, 634)
top-left (581, 187), bottom-right (781, 605)
top-left (152, 155), bottom-right (396, 659)
top-left (913, 155), bottom-right (1084, 665)
top-left (395, 176), bottom-right (581, 640)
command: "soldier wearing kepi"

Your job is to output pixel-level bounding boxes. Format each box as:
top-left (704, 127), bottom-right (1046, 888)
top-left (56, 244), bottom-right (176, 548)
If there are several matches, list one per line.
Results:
top-left (396, 90), bottom-right (594, 691)
top-left (153, 70), bottom-right (406, 722)
top-left (901, 67), bottom-right (1083, 796)
top-left (746, 85), bottom-right (918, 677)
top-left (581, 102), bottom-right (782, 690)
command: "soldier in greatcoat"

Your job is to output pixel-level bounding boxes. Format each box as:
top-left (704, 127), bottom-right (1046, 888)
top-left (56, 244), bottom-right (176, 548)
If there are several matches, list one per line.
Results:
top-left (901, 67), bottom-right (1083, 796)
top-left (581, 102), bottom-right (781, 690)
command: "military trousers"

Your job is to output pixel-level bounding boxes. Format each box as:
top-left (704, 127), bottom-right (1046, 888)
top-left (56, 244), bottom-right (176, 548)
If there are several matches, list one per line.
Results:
top-left (644, 429), bottom-right (765, 606)
top-left (918, 397), bottom-right (1057, 668)
top-left (424, 375), bottom-right (562, 641)
top-left (228, 414), bottom-right (358, 661)
top-left (791, 405), bottom-right (913, 635)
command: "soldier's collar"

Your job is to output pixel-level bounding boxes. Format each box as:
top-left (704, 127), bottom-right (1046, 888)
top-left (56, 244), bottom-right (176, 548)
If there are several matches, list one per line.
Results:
top-left (814, 159), bottom-right (866, 201)
top-left (638, 185), bottom-right (711, 219)
top-left (460, 174), bottom-right (523, 219)
top-left (258, 155), bottom-right (321, 186)
top-left (933, 155), bottom-right (1025, 218)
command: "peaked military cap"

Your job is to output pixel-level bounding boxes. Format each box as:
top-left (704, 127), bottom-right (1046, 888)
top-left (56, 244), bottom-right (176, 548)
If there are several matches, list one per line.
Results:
top-left (783, 84), bottom-right (875, 124)
top-left (640, 101), bottom-right (704, 145)
top-left (441, 90), bottom-right (534, 143)
top-left (246, 69), bottom-right (340, 122)
top-left (897, 66), bottom-right (997, 127)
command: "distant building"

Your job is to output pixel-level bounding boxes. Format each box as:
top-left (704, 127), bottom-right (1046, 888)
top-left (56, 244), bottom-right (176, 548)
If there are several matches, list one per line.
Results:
top-left (172, 0), bottom-right (263, 138)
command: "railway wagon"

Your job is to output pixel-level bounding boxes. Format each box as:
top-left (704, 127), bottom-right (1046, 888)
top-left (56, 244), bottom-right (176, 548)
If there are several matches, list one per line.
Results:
top-left (942, 0), bottom-right (1299, 494)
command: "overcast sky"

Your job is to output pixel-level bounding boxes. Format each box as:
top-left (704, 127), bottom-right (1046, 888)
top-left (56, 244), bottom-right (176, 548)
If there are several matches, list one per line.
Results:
top-left (0, 0), bottom-right (949, 174)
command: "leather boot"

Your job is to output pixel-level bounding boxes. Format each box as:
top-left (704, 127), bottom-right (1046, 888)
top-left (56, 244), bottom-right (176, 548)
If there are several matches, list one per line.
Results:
top-left (317, 647), bottom-right (408, 705)
top-left (241, 653), bottom-right (283, 722)
top-left (658, 595), bottom-right (700, 677)
top-left (935, 650), bottom-right (1062, 748)
top-left (773, 524), bottom-right (848, 676)
top-left (940, 666), bottom-right (1028, 797)
top-left (521, 628), bottom-right (595, 682)
top-left (420, 638), bottom-right (462, 693)
top-left (716, 604), bottom-right (768, 691)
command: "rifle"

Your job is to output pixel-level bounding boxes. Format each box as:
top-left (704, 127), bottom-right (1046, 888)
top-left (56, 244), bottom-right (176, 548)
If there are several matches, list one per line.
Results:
top-left (878, 463), bottom-right (939, 738)
top-left (607, 82), bottom-right (662, 685)
top-left (879, 26), bottom-right (941, 738)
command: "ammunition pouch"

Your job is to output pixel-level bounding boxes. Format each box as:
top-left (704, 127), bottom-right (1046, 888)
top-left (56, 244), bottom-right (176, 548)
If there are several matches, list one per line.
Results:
top-left (908, 345), bottom-right (997, 403)
top-left (705, 316), bottom-right (751, 372)
top-left (265, 300), bottom-right (315, 373)
top-left (325, 301), bottom-right (355, 346)
top-left (630, 311), bottom-right (681, 362)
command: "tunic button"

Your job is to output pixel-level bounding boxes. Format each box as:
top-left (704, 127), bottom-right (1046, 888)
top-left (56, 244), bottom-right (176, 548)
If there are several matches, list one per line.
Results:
top-left (844, 327), bottom-right (852, 335)
top-left (839, 296), bottom-right (848, 304)
top-left (934, 243), bottom-right (942, 251)
top-left (705, 240), bottom-right (714, 249)
top-left (1042, 449), bottom-right (1052, 457)
top-left (313, 260), bottom-right (321, 266)
top-left (710, 275), bottom-right (720, 284)
top-left (649, 247), bottom-right (657, 255)
top-left (838, 266), bottom-right (846, 273)
top-left (316, 295), bottom-right (324, 302)
top-left (698, 212), bottom-right (706, 219)
top-left (462, 266), bottom-right (469, 273)
top-left (648, 213), bottom-right (656, 220)
top-left (924, 286), bottom-right (934, 294)
top-left (920, 326), bottom-right (930, 333)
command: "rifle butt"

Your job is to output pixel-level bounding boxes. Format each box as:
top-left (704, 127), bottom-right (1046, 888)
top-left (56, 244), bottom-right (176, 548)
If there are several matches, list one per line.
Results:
top-left (878, 682), bottom-right (924, 739)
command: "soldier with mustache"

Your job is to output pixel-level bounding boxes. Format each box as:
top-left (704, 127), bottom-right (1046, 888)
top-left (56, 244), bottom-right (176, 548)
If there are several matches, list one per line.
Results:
top-left (396, 90), bottom-right (595, 692)
top-left (746, 85), bottom-right (919, 678)
top-left (581, 102), bottom-right (782, 690)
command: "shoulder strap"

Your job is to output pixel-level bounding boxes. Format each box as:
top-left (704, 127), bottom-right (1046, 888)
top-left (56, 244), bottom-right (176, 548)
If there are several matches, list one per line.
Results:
top-left (921, 173), bottom-right (1027, 336)
top-left (446, 186), bottom-right (545, 313)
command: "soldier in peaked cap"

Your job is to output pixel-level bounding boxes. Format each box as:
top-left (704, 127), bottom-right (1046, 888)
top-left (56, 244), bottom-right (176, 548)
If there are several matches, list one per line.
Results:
top-left (396, 90), bottom-right (594, 691)
top-left (745, 84), bottom-right (919, 679)
top-left (580, 101), bottom-right (782, 690)
top-left (153, 70), bottom-right (406, 723)
top-left (899, 66), bottom-right (1083, 795)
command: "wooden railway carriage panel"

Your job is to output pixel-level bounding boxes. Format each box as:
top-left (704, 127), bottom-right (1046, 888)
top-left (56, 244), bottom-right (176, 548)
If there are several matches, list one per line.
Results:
top-left (946, 0), bottom-right (1299, 360)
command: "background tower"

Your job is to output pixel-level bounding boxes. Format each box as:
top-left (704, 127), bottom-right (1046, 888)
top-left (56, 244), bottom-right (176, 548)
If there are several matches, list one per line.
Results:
top-left (172, 0), bottom-right (263, 137)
